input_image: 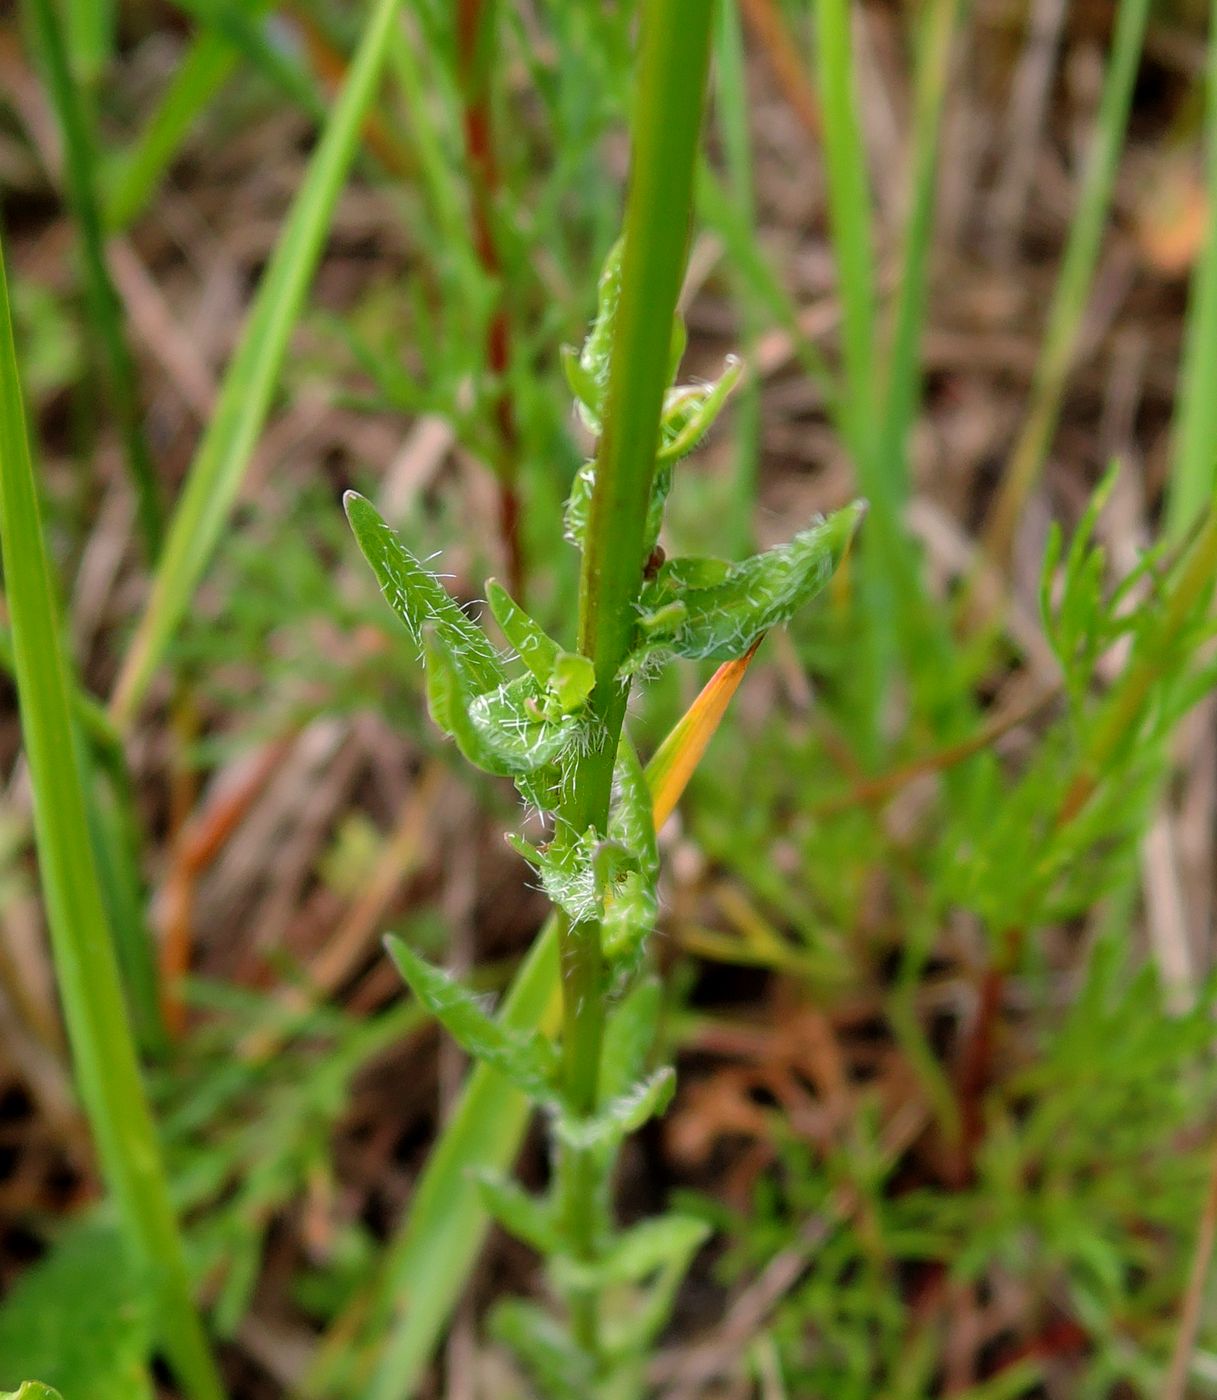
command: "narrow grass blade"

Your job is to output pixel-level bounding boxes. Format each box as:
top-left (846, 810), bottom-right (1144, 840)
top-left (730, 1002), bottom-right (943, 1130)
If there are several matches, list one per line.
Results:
top-left (715, 0), bottom-right (762, 555)
top-left (0, 235), bottom-right (223, 1400)
top-left (105, 34), bottom-right (238, 231)
top-left (1165, 0), bottom-right (1217, 539)
top-left (110, 0), bottom-right (405, 729)
top-left (875, 0), bottom-right (965, 507)
top-left (982, 0), bottom-right (1151, 566)
top-left (66, 0), bottom-right (113, 88)
top-left (171, 0), bottom-right (325, 123)
top-left (24, 0), bottom-right (164, 558)
top-left (812, 0), bottom-right (878, 472)
top-left (341, 640), bottom-right (761, 1398)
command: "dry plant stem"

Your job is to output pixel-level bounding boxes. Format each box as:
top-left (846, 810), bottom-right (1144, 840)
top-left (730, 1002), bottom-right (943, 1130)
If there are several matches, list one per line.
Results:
top-left (457, 0), bottom-right (524, 598)
top-left (809, 683), bottom-right (1059, 818)
top-left (1164, 1132), bottom-right (1217, 1400)
top-left (554, 0), bottom-right (714, 1356)
top-left (740, 0), bottom-right (820, 138)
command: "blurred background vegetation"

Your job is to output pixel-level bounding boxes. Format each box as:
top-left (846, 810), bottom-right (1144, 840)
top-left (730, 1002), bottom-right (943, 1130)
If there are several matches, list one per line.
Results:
top-left (3, 0), bottom-right (1217, 1395)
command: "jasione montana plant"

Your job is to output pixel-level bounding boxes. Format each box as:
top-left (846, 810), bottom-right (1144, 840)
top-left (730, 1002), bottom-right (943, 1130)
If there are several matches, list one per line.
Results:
top-left (343, 10), bottom-right (863, 1392)
top-left (345, 245), bottom-right (863, 1393)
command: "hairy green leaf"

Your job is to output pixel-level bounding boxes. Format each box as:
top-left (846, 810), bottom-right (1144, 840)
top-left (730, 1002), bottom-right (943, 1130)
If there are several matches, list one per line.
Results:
top-left (486, 578), bottom-right (561, 685)
top-left (385, 936), bottom-right (560, 1103)
top-left (600, 976), bottom-right (663, 1101)
top-left (489, 1300), bottom-right (594, 1400)
top-left (472, 1170), bottom-right (560, 1255)
top-left (629, 499), bottom-right (866, 668)
top-left (657, 353), bottom-right (743, 462)
top-left (507, 829), bottom-right (601, 925)
top-left (554, 1213), bottom-right (710, 1293)
top-left (554, 1067), bottom-right (676, 1150)
top-left (345, 492), bottom-right (505, 692)
top-left (425, 632), bottom-right (579, 783)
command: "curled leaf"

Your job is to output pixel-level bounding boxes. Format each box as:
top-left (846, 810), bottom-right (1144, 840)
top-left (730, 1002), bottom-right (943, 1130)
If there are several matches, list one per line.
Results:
top-left (424, 631), bottom-right (578, 780)
top-left (629, 499), bottom-right (866, 668)
top-left (486, 579), bottom-right (560, 686)
top-left (657, 354), bottom-right (743, 462)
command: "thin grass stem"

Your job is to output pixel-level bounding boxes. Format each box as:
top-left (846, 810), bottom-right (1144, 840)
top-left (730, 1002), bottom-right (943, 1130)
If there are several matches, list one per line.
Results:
top-left (1165, 0), bottom-right (1217, 539)
top-left (105, 33), bottom-right (237, 232)
top-left (0, 232), bottom-right (224, 1400)
top-left (813, 0), bottom-right (878, 474)
top-left (982, 0), bottom-right (1152, 568)
top-left (109, 0), bottom-right (405, 730)
top-left (24, 0), bottom-right (164, 559)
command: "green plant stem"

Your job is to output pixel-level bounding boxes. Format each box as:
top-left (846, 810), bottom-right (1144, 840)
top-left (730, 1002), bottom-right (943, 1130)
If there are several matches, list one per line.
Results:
top-left (813, 0), bottom-right (878, 474)
top-left (343, 647), bottom-right (755, 1397)
top-left (716, 0), bottom-right (762, 556)
top-left (0, 234), bottom-right (223, 1400)
top-left (109, 0), bottom-right (404, 730)
top-left (1165, 0), bottom-right (1217, 539)
top-left (24, 0), bottom-right (164, 560)
top-left (982, 0), bottom-right (1151, 567)
top-left (555, 0), bottom-right (714, 1361)
top-left (876, 0), bottom-right (964, 508)
top-left (339, 919), bottom-right (560, 1400)
top-left (875, 0), bottom-right (972, 739)
top-left (812, 0), bottom-right (903, 749)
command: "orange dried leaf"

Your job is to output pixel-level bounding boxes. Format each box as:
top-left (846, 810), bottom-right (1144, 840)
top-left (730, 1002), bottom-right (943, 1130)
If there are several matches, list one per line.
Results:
top-left (646, 638), bottom-right (762, 830)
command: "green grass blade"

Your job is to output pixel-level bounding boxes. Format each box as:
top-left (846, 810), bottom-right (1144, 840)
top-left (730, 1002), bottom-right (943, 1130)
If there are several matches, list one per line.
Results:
top-left (696, 160), bottom-right (838, 413)
top-left (105, 34), bottom-right (238, 231)
top-left (170, 0), bottom-right (326, 122)
top-left (983, 0), bottom-right (1151, 565)
top-left (715, 0), bottom-right (762, 555)
top-left (65, 0), bottom-right (113, 88)
top-left (83, 745), bottom-right (168, 1057)
top-left (24, 0), bottom-right (164, 559)
top-left (876, 0), bottom-right (965, 508)
top-left (0, 234), bottom-right (224, 1400)
top-left (812, 0), bottom-right (878, 473)
top-left (1165, 0), bottom-right (1217, 539)
top-left (110, 0), bottom-right (405, 729)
